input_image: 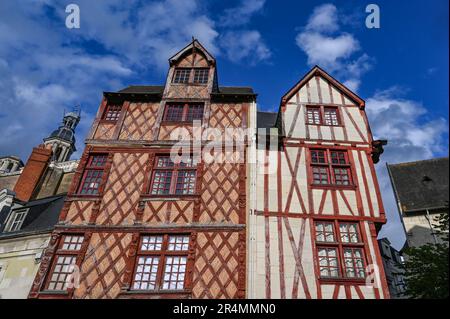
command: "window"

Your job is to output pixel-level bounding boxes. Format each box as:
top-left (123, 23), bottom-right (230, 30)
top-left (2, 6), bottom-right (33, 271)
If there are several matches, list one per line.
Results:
top-left (172, 68), bottom-right (209, 84)
top-left (315, 221), bottom-right (366, 280)
top-left (149, 156), bottom-right (196, 195)
top-left (193, 69), bottom-right (209, 84)
top-left (305, 105), bottom-right (340, 126)
top-left (103, 104), bottom-right (122, 121)
top-left (5, 210), bottom-right (27, 232)
top-left (46, 235), bottom-right (84, 291)
top-left (78, 154), bottom-right (108, 195)
top-left (306, 107), bottom-right (321, 125)
top-left (132, 235), bottom-right (189, 291)
top-left (310, 149), bottom-right (352, 186)
top-left (324, 108), bottom-right (340, 126)
top-left (163, 103), bottom-right (204, 122)
top-left (173, 68), bottom-right (191, 84)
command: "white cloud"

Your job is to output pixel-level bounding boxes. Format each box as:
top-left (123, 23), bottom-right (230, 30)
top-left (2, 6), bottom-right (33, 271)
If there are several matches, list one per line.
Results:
top-left (296, 32), bottom-right (359, 69)
top-left (295, 3), bottom-right (372, 92)
top-left (220, 0), bottom-right (265, 27)
top-left (305, 3), bottom-right (339, 33)
top-left (367, 88), bottom-right (448, 249)
top-left (221, 30), bottom-right (271, 64)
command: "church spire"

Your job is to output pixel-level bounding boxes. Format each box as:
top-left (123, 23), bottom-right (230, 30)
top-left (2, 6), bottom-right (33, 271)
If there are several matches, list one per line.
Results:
top-left (43, 107), bottom-right (80, 162)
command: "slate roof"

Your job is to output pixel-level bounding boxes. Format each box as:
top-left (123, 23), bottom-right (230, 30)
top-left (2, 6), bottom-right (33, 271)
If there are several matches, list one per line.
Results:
top-left (0, 194), bottom-right (65, 239)
top-left (116, 85), bottom-right (255, 95)
top-left (387, 157), bottom-right (449, 213)
top-left (257, 111), bottom-right (277, 129)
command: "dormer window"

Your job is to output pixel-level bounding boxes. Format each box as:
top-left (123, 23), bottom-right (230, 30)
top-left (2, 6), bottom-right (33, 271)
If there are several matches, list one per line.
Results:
top-left (5, 209), bottom-right (28, 232)
top-left (172, 68), bottom-right (209, 84)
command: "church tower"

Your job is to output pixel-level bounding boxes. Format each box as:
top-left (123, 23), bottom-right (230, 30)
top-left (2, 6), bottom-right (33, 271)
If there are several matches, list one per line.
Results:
top-left (43, 109), bottom-right (80, 162)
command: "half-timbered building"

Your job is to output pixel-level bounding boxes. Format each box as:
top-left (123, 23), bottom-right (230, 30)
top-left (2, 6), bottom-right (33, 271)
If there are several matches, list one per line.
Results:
top-left (28, 40), bottom-right (255, 299)
top-left (248, 66), bottom-right (390, 299)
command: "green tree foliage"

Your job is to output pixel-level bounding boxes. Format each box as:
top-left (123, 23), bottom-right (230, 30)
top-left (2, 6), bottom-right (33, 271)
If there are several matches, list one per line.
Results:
top-left (403, 209), bottom-right (449, 299)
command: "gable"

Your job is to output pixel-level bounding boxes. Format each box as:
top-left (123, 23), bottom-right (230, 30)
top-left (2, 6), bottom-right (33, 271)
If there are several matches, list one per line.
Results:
top-left (281, 66), bottom-right (365, 109)
top-left (169, 39), bottom-right (215, 67)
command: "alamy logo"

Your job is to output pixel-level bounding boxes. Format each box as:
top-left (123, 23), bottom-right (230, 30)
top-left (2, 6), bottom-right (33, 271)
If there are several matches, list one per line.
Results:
top-left (65, 4), bottom-right (80, 29)
top-left (366, 4), bottom-right (380, 29)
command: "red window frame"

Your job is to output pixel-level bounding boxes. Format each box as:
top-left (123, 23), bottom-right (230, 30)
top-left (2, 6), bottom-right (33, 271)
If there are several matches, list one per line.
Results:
top-left (324, 107), bottom-right (340, 126)
top-left (132, 234), bottom-right (190, 291)
top-left (78, 154), bottom-right (108, 195)
top-left (306, 106), bottom-right (322, 125)
top-left (163, 103), bottom-right (204, 122)
top-left (314, 221), bottom-right (366, 280)
top-left (103, 104), bottom-right (122, 122)
top-left (310, 149), bottom-right (353, 186)
top-left (45, 235), bottom-right (84, 292)
top-left (305, 105), bottom-right (341, 126)
top-left (148, 156), bottom-right (197, 195)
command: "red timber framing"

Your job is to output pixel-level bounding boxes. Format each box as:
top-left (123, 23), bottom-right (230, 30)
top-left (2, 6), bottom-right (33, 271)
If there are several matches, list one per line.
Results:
top-left (251, 65), bottom-right (389, 299)
top-left (29, 39), bottom-right (253, 300)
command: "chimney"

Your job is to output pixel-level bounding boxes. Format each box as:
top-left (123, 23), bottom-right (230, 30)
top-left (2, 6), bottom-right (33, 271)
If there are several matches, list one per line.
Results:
top-left (13, 145), bottom-right (52, 202)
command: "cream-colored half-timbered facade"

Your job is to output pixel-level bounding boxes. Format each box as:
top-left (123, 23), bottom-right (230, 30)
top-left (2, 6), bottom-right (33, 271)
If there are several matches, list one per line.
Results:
top-left (248, 66), bottom-right (390, 299)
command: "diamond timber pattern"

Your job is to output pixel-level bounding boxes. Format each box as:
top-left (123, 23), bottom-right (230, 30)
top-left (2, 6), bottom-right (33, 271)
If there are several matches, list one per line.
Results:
top-left (119, 103), bottom-right (159, 141)
top-left (96, 153), bottom-right (148, 225)
top-left (158, 123), bottom-right (193, 141)
top-left (192, 232), bottom-right (240, 299)
top-left (74, 232), bottom-right (132, 299)
top-left (165, 85), bottom-right (209, 99)
top-left (65, 201), bottom-right (94, 225)
top-left (208, 104), bottom-right (243, 130)
top-left (200, 162), bottom-right (240, 223)
top-left (94, 122), bottom-right (116, 139)
top-left (143, 200), bottom-right (194, 224)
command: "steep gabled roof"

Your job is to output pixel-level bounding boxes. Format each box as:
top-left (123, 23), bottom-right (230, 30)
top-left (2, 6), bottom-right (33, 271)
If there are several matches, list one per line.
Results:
top-left (168, 39), bottom-right (215, 66)
top-left (387, 157), bottom-right (449, 213)
top-left (280, 65), bottom-right (365, 109)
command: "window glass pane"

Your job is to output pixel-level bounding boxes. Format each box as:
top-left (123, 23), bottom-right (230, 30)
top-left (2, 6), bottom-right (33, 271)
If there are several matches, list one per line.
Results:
top-left (193, 69), bottom-right (209, 84)
top-left (79, 170), bottom-right (103, 195)
top-left (47, 255), bottom-right (77, 291)
top-left (168, 236), bottom-right (190, 251)
top-left (104, 105), bottom-right (121, 121)
top-left (173, 69), bottom-right (191, 83)
top-left (175, 170), bottom-right (196, 195)
top-left (185, 104), bottom-right (204, 121)
top-left (343, 248), bottom-right (365, 278)
top-left (315, 222), bottom-right (335, 242)
top-left (324, 108), bottom-right (339, 126)
top-left (331, 151), bottom-right (347, 164)
top-left (150, 171), bottom-right (172, 195)
top-left (141, 236), bottom-right (163, 251)
top-left (340, 223), bottom-right (360, 243)
top-left (317, 247), bottom-right (339, 278)
top-left (162, 256), bottom-right (187, 290)
top-left (132, 257), bottom-right (159, 290)
top-left (164, 104), bottom-right (184, 121)
top-left (306, 107), bottom-right (321, 124)
top-left (311, 150), bottom-right (327, 163)
top-left (312, 166), bottom-right (330, 185)
top-left (62, 235), bottom-right (84, 251)
top-left (156, 157), bottom-right (174, 168)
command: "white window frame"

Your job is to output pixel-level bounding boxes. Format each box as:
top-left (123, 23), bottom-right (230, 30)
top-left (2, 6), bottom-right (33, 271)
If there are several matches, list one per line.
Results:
top-left (4, 209), bottom-right (28, 232)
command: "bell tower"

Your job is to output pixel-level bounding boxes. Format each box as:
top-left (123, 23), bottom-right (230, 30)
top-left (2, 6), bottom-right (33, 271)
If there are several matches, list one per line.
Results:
top-left (43, 107), bottom-right (80, 162)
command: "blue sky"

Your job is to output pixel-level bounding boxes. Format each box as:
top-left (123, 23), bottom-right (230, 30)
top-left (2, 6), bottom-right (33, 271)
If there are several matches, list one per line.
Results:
top-left (0, 0), bottom-right (448, 249)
